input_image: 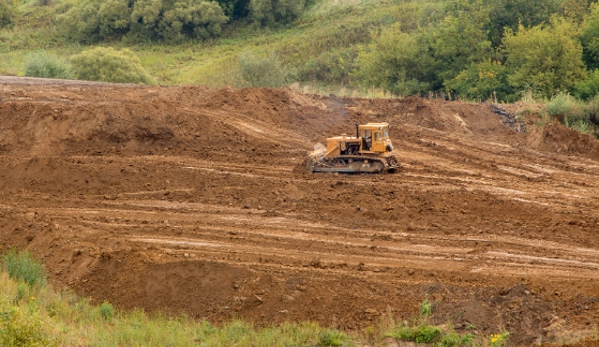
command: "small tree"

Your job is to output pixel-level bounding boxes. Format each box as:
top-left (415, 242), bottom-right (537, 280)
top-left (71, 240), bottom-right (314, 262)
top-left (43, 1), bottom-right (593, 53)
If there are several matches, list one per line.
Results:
top-left (70, 47), bottom-right (155, 84)
top-left (238, 52), bottom-right (285, 88)
top-left (0, 0), bottom-right (15, 28)
top-left (25, 53), bottom-right (73, 79)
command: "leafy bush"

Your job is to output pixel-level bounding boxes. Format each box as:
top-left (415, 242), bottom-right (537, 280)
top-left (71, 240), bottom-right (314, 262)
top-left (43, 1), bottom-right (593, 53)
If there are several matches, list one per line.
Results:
top-left (57, 1), bottom-right (102, 43)
top-left (299, 48), bottom-right (358, 85)
top-left (503, 18), bottom-right (586, 97)
top-left (0, 307), bottom-right (56, 347)
top-left (574, 69), bottom-right (599, 100)
top-left (25, 53), bottom-right (73, 79)
top-left (584, 94), bottom-right (599, 125)
top-left (580, 3), bottom-right (599, 70)
top-left (249, 0), bottom-right (305, 25)
top-left (59, 0), bottom-right (228, 43)
top-left (99, 301), bottom-right (115, 321)
top-left (546, 92), bottom-right (585, 121)
top-left (445, 60), bottom-right (511, 101)
top-left (355, 24), bottom-right (435, 96)
top-left (238, 51), bottom-right (285, 88)
top-left (98, 0), bottom-right (132, 38)
top-left (130, 0), bottom-right (228, 43)
top-left (70, 47), bottom-right (155, 84)
top-left (216, 0), bottom-right (249, 19)
top-left (394, 325), bottom-right (442, 343)
top-left (0, 0), bottom-right (14, 28)
top-left (441, 332), bottom-right (474, 347)
top-left (545, 92), bottom-right (593, 134)
top-left (420, 299), bottom-right (432, 317)
top-left (1, 249), bottom-right (47, 288)
top-left (317, 329), bottom-right (346, 347)
top-left (566, 118), bottom-right (592, 134)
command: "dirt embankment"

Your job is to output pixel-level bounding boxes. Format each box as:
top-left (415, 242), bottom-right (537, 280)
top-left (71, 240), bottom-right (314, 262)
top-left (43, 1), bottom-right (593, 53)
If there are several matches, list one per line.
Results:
top-left (2, 77), bottom-right (599, 346)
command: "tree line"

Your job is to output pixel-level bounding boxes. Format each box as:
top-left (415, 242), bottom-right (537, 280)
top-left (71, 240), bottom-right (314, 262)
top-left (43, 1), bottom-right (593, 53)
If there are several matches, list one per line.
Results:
top-left (353, 0), bottom-right (599, 102)
top-left (2, 0), bottom-right (599, 103)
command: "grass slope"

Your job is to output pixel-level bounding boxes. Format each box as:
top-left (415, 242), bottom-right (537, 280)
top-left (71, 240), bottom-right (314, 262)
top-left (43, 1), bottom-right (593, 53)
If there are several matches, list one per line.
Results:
top-left (0, 0), bottom-right (441, 91)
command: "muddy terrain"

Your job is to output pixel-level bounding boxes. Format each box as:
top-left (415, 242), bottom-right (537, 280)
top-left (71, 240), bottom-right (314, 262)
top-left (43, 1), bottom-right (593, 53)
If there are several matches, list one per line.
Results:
top-left (1, 77), bottom-right (599, 346)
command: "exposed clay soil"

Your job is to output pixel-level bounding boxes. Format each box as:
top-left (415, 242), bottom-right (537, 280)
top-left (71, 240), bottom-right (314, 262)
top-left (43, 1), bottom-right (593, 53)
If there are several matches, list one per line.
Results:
top-left (2, 77), bottom-right (599, 346)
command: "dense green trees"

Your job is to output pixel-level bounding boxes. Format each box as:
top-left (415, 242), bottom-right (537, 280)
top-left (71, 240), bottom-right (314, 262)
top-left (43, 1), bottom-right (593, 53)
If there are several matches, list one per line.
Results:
top-left (57, 0), bottom-right (305, 43)
top-left (58, 0), bottom-right (228, 43)
top-left (353, 0), bottom-right (599, 101)
top-left (355, 25), bottom-right (435, 95)
top-left (503, 18), bottom-right (585, 97)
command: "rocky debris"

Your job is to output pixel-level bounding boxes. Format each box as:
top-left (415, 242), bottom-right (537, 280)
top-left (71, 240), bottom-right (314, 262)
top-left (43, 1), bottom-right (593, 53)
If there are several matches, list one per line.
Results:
top-left (491, 104), bottom-right (525, 133)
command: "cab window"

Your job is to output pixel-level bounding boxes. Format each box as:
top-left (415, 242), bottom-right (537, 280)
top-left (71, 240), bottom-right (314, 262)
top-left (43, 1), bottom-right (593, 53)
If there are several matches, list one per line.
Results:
top-left (384, 128), bottom-right (389, 138)
top-left (374, 132), bottom-right (382, 141)
top-left (362, 130), bottom-right (372, 138)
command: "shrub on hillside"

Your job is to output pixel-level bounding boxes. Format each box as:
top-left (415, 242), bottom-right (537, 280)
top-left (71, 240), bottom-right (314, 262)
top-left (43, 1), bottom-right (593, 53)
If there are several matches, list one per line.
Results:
top-left (249, 0), bottom-right (304, 25)
top-left (1, 249), bottom-right (47, 287)
top-left (546, 92), bottom-right (589, 131)
top-left (238, 52), bottom-right (285, 88)
top-left (299, 48), bottom-right (357, 85)
top-left (0, 0), bottom-right (15, 28)
top-left (25, 53), bottom-right (73, 79)
top-left (70, 47), bottom-right (155, 84)
top-left (0, 306), bottom-right (56, 347)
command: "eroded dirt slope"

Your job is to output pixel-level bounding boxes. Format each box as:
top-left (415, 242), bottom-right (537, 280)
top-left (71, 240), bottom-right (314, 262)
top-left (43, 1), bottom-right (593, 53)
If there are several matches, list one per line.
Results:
top-left (1, 77), bottom-right (599, 346)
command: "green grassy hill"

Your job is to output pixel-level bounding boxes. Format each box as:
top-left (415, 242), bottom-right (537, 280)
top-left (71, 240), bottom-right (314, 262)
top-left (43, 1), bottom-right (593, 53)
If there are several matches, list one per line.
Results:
top-left (1, 0), bottom-right (599, 103)
top-left (0, 0), bottom-right (421, 92)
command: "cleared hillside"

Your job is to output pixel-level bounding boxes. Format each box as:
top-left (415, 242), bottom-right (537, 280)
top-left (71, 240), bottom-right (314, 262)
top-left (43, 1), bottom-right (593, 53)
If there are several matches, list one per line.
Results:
top-left (2, 78), bottom-right (599, 345)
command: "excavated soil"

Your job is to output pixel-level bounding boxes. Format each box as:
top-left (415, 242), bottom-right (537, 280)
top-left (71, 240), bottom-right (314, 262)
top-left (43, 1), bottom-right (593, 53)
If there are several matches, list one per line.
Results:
top-left (2, 77), bottom-right (599, 346)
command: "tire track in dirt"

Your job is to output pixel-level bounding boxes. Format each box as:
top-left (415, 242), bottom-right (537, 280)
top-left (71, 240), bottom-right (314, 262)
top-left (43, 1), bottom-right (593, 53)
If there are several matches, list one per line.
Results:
top-left (3, 78), bottom-right (599, 345)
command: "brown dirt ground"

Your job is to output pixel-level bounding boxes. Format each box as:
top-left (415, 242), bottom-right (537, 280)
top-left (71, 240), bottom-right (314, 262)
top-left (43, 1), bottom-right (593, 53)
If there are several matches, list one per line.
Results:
top-left (2, 77), bottom-right (599, 346)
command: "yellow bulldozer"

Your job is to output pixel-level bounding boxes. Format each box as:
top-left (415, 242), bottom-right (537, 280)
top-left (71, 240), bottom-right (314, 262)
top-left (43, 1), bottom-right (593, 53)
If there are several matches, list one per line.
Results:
top-left (307, 122), bottom-right (399, 173)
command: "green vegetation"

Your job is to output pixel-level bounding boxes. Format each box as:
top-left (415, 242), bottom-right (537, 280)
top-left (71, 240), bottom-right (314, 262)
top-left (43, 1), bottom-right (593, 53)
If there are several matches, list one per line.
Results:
top-left (25, 52), bottom-right (72, 79)
top-left (3, 0), bottom-right (599, 135)
top-left (238, 51), bottom-right (286, 87)
top-left (70, 47), bottom-right (155, 84)
top-left (0, 249), bottom-right (501, 347)
top-left (0, 0), bottom-right (14, 28)
top-left (2, 248), bottom-right (47, 287)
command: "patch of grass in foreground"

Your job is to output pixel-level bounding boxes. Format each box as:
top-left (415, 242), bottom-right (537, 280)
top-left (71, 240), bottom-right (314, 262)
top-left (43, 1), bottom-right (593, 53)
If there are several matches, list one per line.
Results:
top-left (0, 249), bottom-right (498, 346)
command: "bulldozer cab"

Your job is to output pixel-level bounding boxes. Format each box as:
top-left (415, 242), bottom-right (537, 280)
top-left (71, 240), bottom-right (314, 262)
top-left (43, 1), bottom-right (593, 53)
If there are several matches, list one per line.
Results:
top-left (359, 123), bottom-right (392, 153)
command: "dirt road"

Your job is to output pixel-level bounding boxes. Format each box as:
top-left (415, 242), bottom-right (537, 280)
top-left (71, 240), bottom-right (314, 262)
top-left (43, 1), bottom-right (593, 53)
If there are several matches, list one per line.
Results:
top-left (1, 77), bottom-right (599, 345)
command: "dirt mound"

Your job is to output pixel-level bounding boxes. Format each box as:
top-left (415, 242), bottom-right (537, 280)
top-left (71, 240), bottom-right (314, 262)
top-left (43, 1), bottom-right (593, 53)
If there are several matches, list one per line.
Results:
top-left (528, 122), bottom-right (599, 160)
top-left (3, 78), bottom-right (599, 346)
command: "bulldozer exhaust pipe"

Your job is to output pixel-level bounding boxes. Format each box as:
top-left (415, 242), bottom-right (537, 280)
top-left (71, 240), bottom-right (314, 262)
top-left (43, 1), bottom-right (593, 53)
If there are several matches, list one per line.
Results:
top-left (356, 124), bottom-right (359, 138)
